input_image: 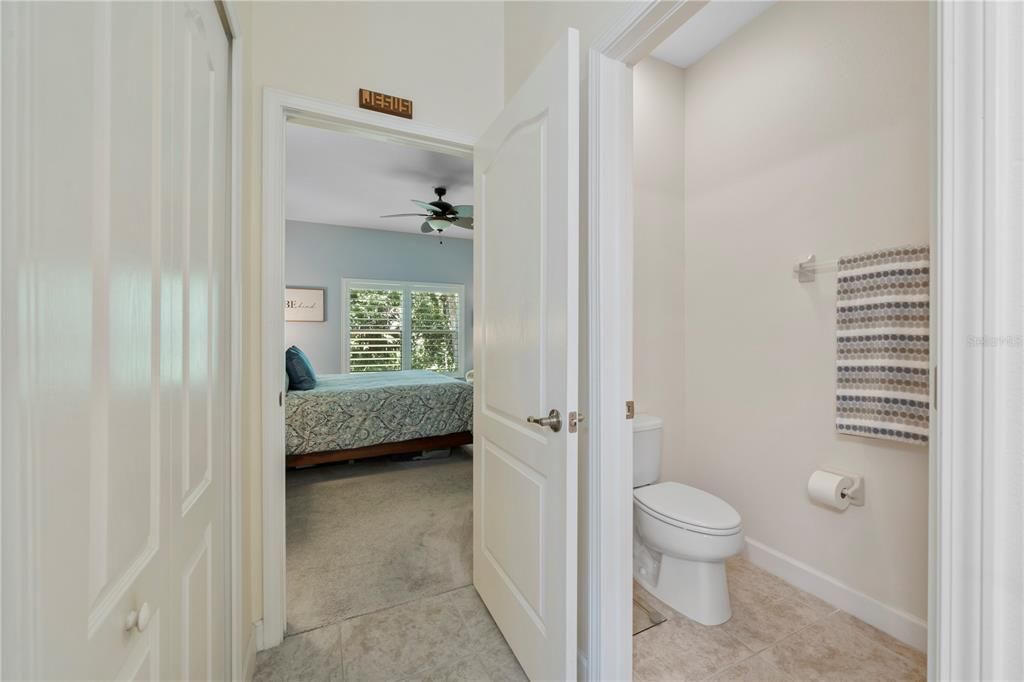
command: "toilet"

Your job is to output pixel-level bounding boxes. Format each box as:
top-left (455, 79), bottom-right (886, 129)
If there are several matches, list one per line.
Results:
top-left (633, 414), bottom-right (744, 625)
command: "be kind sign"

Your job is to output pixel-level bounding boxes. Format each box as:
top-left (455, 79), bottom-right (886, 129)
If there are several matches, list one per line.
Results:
top-left (285, 287), bottom-right (325, 322)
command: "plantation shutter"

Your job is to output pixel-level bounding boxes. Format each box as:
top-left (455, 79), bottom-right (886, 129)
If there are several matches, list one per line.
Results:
top-left (411, 288), bottom-right (460, 373)
top-left (347, 287), bottom-right (404, 372)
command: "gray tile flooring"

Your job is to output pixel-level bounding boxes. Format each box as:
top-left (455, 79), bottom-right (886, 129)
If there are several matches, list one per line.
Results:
top-left (632, 558), bottom-right (927, 681)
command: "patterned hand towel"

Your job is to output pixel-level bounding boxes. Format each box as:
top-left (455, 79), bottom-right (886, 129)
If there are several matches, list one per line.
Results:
top-left (835, 246), bottom-right (930, 444)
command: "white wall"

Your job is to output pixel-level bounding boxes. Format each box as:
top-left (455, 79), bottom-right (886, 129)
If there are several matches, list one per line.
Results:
top-left (242, 1), bottom-right (504, 629)
top-left (634, 1), bottom-right (931, 624)
top-left (503, 2), bottom-right (641, 99)
top-left (633, 57), bottom-right (688, 485)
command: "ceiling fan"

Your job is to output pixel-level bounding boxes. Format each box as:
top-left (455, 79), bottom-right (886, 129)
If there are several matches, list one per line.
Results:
top-left (380, 186), bottom-right (473, 234)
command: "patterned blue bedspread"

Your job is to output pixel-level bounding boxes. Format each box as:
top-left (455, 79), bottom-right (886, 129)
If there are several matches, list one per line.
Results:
top-left (285, 370), bottom-right (473, 456)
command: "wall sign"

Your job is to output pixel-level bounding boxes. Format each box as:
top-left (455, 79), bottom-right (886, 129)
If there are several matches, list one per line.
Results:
top-left (285, 287), bottom-right (326, 322)
top-left (358, 88), bottom-right (413, 119)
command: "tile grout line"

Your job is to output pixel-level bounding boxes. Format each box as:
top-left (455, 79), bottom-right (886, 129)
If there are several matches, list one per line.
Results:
top-left (282, 581), bottom-right (476, 641)
top-left (698, 616), bottom-right (830, 682)
top-left (386, 585), bottom-right (501, 682)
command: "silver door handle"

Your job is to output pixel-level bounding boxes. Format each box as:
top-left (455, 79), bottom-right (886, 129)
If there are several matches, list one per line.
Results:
top-left (527, 409), bottom-right (562, 432)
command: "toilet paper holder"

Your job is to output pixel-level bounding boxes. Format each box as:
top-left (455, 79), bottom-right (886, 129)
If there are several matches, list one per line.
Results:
top-left (830, 469), bottom-right (865, 506)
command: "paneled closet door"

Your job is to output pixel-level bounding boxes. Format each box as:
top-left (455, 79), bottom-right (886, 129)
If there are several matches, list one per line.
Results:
top-left (0, 2), bottom-right (230, 679)
top-left (164, 3), bottom-right (231, 680)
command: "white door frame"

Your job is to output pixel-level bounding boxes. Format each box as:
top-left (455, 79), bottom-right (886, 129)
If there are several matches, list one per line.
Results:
top-left (0, 2), bottom-right (245, 678)
top-left (259, 89), bottom-right (474, 649)
top-left (586, 1), bottom-right (1023, 680)
top-left (583, 3), bottom-right (708, 679)
top-left (931, 2), bottom-right (1023, 680)
top-left (219, 1), bottom-right (246, 679)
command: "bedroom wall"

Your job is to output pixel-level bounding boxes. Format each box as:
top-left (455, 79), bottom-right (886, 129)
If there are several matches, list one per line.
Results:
top-left (285, 221), bottom-right (474, 375)
top-left (242, 1), bottom-right (504, 636)
top-left (657, 1), bottom-right (931, 631)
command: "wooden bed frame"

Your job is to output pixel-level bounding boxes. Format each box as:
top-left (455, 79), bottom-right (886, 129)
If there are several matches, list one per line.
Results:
top-left (285, 431), bottom-right (474, 469)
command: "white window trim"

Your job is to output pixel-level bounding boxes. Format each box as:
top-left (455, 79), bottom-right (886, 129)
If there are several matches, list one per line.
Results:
top-left (341, 277), bottom-right (466, 376)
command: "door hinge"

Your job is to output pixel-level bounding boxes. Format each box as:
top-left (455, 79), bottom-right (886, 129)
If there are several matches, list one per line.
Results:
top-left (568, 411), bottom-right (585, 433)
top-left (279, 391), bottom-right (283, 407)
top-left (626, 400), bottom-right (635, 419)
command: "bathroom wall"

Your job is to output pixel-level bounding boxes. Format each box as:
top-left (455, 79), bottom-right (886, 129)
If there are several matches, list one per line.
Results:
top-left (635, 1), bottom-right (931, 626)
top-left (285, 220), bottom-right (474, 375)
top-left (632, 57), bottom-right (688, 480)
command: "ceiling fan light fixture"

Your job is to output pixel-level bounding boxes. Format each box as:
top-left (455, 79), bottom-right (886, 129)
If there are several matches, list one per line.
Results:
top-left (427, 218), bottom-right (449, 231)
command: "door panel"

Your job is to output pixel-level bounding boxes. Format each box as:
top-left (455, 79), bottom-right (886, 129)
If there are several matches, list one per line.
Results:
top-left (480, 438), bottom-right (545, 615)
top-left (1, 2), bottom-right (230, 678)
top-left (183, 526), bottom-right (214, 681)
top-left (480, 118), bottom-right (545, 424)
top-left (174, 4), bottom-right (230, 680)
top-left (473, 29), bottom-right (580, 681)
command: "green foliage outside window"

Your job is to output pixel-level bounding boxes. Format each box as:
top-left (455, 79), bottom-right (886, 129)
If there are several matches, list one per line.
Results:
top-left (411, 291), bottom-right (459, 373)
top-left (348, 286), bottom-right (460, 374)
top-left (348, 289), bottom-right (402, 372)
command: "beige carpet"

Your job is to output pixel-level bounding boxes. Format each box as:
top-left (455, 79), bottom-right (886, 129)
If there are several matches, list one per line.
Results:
top-left (286, 449), bottom-right (473, 635)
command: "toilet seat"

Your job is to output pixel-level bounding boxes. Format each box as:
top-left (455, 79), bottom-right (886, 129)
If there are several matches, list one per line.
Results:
top-left (634, 482), bottom-right (742, 536)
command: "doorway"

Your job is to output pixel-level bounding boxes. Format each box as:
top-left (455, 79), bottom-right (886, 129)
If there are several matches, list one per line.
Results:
top-left (260, 31), bottom-right (582, 679)
top-left (587, 1), bottom-right (1020, 681)
top-left (259, 103), bottom-right (526, 678)
top-left (259, 93), bottom-right (478, 650)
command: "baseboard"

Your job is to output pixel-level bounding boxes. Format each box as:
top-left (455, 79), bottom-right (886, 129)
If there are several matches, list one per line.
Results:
top-left (254, 619), bottom-right (266, 652)
top-left (243, 626), bottom-right (258, 681)
top-left (743, 538), bottom-right (927, 652)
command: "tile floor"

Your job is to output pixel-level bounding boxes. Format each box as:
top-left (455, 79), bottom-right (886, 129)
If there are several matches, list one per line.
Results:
top-left (632, 557), bottom-right (927, 681)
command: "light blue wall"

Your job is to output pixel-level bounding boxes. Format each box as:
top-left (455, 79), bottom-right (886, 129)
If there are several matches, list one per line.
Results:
top-left (285, 220), bottom-right (474, 374)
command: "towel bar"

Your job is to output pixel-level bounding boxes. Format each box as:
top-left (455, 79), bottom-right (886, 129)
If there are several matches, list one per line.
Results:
top-left (793, 254), bottom-right (839, 283)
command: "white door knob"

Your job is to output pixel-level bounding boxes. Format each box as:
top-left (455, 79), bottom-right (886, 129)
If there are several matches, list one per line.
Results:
top-left (124, 602), bottom-right (152, 633)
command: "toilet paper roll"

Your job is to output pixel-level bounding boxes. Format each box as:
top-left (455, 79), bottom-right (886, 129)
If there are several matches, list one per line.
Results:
top-left (807, 470), bottom-right (852, 511)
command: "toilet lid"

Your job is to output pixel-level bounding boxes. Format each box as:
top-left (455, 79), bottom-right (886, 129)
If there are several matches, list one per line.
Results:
top-left (634, 482), bottom-right (742, 535)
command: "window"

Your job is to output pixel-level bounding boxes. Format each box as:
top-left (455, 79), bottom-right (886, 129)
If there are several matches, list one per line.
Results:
top-left (343, 279), bottom-right (464, 374)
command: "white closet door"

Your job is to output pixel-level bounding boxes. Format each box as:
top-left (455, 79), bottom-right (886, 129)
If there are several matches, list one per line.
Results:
top-left (0, 2), bottom-right (231, 679)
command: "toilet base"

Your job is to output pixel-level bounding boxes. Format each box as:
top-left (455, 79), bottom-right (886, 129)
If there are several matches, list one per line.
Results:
top-left (638, 554), bottom-right (733, 626)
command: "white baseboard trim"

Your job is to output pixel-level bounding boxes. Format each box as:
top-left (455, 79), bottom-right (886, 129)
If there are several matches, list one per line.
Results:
top-left (743, 538), bottom-right (927, 652)
top-left (243, 626), bottom-right (258, 681)
top-left (254, 619), bottom-right (266, 652)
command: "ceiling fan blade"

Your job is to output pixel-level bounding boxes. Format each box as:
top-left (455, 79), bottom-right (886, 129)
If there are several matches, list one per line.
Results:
top-left (453, 217), bottom-right (474, 229)
top-left (380, 213), bottom-right (429, 218)
top-left (411, 200), bottom-right (441, 214)
top-left (453, 205), bottom-right (473, 218)
top-left (420, 222), bottom-right (435, 233)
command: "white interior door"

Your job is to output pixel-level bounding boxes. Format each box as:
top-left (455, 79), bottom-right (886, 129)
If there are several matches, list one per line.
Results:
top-left (1, 2), bottom-right (231, 679)
top-left (472, 29), bottom-right (580, 681)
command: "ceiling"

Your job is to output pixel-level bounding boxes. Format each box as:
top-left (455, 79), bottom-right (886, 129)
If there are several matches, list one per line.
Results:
top-left (651, 1), bottom-right (775, 69)
top-left (285, 123), bottom-right (474, 239)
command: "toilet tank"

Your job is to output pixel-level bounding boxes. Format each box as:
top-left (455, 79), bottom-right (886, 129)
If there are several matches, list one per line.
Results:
top-left (633, 414), bottom-right (663, 487)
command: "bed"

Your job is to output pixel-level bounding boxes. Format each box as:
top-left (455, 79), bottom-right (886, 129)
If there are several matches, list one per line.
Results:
top-left (285, 370), bottom-right (473, 468)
